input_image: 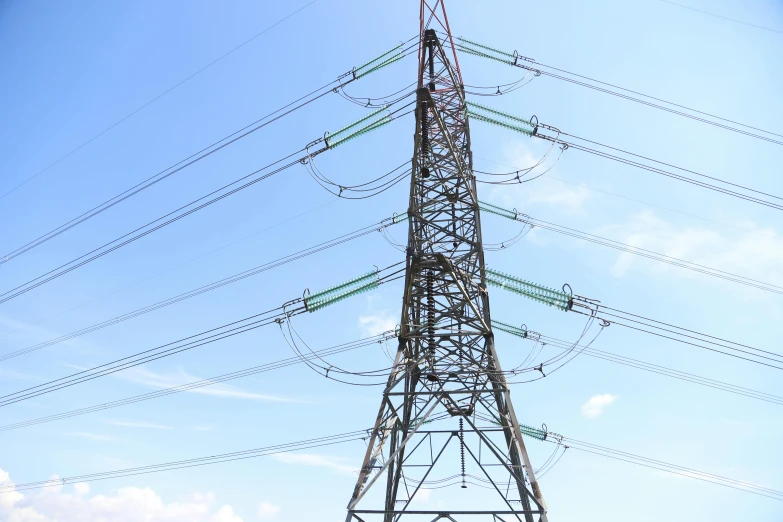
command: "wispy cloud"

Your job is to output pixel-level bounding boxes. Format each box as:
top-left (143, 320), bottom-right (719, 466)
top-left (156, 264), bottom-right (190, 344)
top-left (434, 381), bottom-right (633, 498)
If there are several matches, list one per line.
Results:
top-left (64, 363), bottom-right (90, 371)
top-left (66, 431), bottom-right (114, 441)
top-left (482, 141), bottom-right (591, 213)
top-left (0, 366), bottom-right (42, 382)
top-left (0, 314), bottom-right (34, 331)
top-left (105, 420), bottom-right (173, 430)
top-left (599, 210), bottom-right (783, 287)
top-left (581, 394), bottom-right (617, 419)
top-left (412, 488), bottom-right (431, 503)
top-left (358, 312), bottom-right (396, 336)
top-left (121, 366), bottom-right (305, 403)
top-left (0, 315), bottom-right (102, 355)
top-left (211, 505), bottom-right (242, 522)
top-left (524, 180), bottom-right (591, 210)
top-left (273, 452), bottom-right (356, 476)
top-left (0, 314), bottom-right (54, 342)
top-left (258, 501), bottom-right (280, 519)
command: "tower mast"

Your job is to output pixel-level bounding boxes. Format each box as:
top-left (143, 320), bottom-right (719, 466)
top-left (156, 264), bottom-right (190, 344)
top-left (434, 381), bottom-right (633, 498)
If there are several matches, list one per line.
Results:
top-left (344, 2), bottom-right (548, 520)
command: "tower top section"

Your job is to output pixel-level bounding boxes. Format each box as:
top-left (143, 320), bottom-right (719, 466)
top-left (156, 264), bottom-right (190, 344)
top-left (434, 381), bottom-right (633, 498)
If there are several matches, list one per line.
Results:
top-left (418, 0), bottom-right (463, 87)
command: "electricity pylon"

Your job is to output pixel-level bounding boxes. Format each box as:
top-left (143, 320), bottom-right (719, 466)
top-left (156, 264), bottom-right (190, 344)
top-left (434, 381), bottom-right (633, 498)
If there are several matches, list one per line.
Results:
top-left (344, 2), bottom-right (548, 521)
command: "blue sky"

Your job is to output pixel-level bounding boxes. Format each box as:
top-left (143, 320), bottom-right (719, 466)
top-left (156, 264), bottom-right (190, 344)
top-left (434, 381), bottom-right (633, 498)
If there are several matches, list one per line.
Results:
top-left (0, 0), bottom-right (781, 520)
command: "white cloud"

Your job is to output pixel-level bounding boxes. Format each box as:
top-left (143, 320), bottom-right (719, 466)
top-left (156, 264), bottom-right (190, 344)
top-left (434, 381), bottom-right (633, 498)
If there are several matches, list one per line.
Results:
top-left (357, 313), bottom-right (396, 336)
top-left (66, 432), bottom-right (114, 442)
top-left (0, 467), bottom-right (243, 522)
top-left (412, 488), bottom-right (431, 503)
top-left (600, 210), bottom-right (783, 286)
top-left (581, 394), bottom-right (617, 419)
top-left (481, 141), bottom-right (591, 213)
top-left (0, 314), bottom-right (106, 362)
top-left (0, 314), bottom-right (34, 331)
top-left (105, 420), bottom-right (173, 430)
top-left (257, 501), bottom-right (280, 519)
top-left (0, 315), bottom-right (66, 346)
top-left (501, 142), bottom-right (545, 174)
top-left (121, 366), bottom-right (303, 403)
top-left (0, 366), bottom-right (42, 382)
top-left (64, 363), bottom-right (90, 371)
top-left (211, 505), bottom-right (243, 522)
top-left (490, 176), bottom-right (591, 213)
top-left (524, 180), bottom-right (591, 210)
top-left (272, 453), bottom-right (355, 476)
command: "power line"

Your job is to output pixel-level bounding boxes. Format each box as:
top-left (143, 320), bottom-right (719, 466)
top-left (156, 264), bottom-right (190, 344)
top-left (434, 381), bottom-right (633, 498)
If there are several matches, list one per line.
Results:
top-left (0, 431), bottom-right (367, 494)
top-left (462, 99), bottom-right (783, 210)
top-left (0, 213), bottom-right (396, 362)
top-left (0, 152), bottom-right (306, 305)
top-left (0, 0), bottom-right (319, 202)
top-left (474, 155), bottom-right (783, 245)
top-left (548, 130), bottom-right (783, 209)
top-left (566, 298), bottom-right (783, 371)
top-left (0, 198), bottom-right (339, 342)
top-left (0, 39), bottom-right (418, 266)
top-left (0, 334), bottom-right (391, 432)
top-left (0, 85), bottom-right (332, 266)
top-left (479, 200), bottom-right (783, 295)
top-left (655, 0), bottom-right (783, 35)
top-left (488, 270), bottom-right (783, 371)
top-left (3, 423), bottom-right (779, 502)
top-left (0, 101), bottom-right (412, 305)
top-left (527, 126), bottom-right (783, 211)
top-left (0, 264), bottom-right (403, 407)
top-left (0, 306), bottom-right (296, 408)
top-left (526, 63), bottom-right (783, 146)
top-left (601, 304), bottom-right (782, 358)
top-left (552, 435), bottom-right (783, 501)
top-left (452, 35), bottom-right (783, 145)
top-left (502, 329), bottom-right (783, 407)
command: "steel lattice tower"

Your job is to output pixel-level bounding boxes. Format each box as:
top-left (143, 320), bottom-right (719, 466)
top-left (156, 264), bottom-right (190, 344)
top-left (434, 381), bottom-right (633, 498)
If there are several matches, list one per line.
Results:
top-left (344, 2), bottom-right (548, 521)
